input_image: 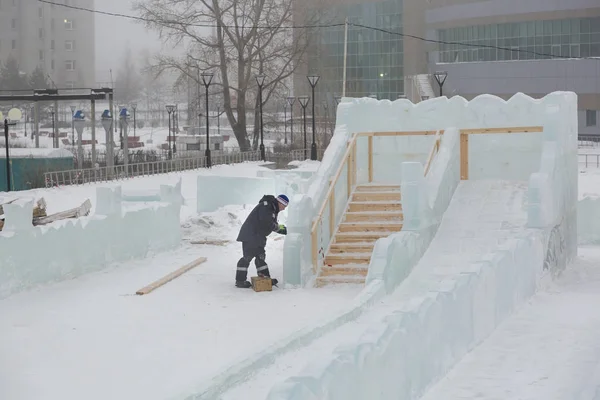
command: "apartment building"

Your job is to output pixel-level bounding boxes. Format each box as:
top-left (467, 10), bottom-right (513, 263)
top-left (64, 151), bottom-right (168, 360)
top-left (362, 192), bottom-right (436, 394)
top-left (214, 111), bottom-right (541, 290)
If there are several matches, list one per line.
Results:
top-left (0, 0), bottom-right (95, 89)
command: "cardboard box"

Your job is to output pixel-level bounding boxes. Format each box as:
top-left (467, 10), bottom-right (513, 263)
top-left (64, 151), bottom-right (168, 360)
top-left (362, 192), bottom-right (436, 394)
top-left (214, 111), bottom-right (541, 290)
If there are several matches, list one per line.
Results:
top-left (251, 276), bottom-right (272, 292)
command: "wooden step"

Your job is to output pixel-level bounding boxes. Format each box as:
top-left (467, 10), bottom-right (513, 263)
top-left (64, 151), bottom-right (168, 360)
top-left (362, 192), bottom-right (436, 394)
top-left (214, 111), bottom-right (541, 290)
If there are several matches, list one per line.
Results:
top-left (338, 221), bottom-right (403, 233)
top-left (316, 274), bottom-right (366, 288)
top-left (320, 264), bottom-right (369, 277)
top-left (324, 252), bottom-right (371, 265)
top-left (329, 242), bottom-right (375, 254)
top-left (344, 211), bottom-right (403, 222)
top-left (352, 191), bottom-right (401, 202)
top-left (334, 231), bottom-right (394, 243)
top-left (348, 201), bottom-right (402, 212)
top-left (355, 185), bottom-right (400, 192)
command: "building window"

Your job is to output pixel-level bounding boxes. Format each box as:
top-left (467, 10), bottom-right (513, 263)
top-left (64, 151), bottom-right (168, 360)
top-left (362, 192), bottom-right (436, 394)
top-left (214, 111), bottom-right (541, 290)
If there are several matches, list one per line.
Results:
top-left (437, 16), bottom-right (600, 63)
top-left (65, 40), bottom-right (75, 51)
top-left (587, 110), bottom-right (598, 127)
top-left (39, 28), bottom-right (44, 39)
top-left (39, 50), bottom-right (44, 61)
top-left (51, 18), bottom-right (55, 31)
top-left (64, 19), bottom-right (74, 30)
top-left (11, 19), bottom-right (16, 29)
top-left (11, 39), bottom-right (16, 50)
top-left (50, 40), bottom-right (55, 50)
top-left (65, 60), bottom-right (76, 71)
top-left (65, 81), bottom-right (75, 89)
top-left (51, 59), bottom-right (55, 70)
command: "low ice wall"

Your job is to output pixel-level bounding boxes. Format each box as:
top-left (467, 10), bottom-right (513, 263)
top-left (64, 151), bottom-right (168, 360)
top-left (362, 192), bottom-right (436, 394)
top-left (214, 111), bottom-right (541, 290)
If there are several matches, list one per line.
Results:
top-left (578, 197), bottom-right (600, 245)
top-left (267, 233), bottom-right (545, 400)
top-left (197, 175), bottom-right (275, 213)
top-left (0, 181), bottom-right (182, 299)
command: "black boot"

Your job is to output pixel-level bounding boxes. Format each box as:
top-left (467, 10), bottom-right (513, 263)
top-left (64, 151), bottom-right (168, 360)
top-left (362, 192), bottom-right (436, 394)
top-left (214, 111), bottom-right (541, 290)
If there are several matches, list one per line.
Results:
top-left (235, 280), bottom-right (252, 288)
top-left (271, 278), bottom-right (279, 287)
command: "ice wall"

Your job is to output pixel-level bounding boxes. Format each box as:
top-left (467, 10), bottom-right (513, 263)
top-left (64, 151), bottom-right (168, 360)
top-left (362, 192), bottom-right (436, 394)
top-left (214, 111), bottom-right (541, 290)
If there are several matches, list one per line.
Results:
top-left (365, 127), bottom-right (461, 293)
top-left (577, 197), bottom-right (600, 245)
top-left (0, 181), bottom-right (182, 299)
top-left (285, 92), bottom-right (567, 286)
top-left (271, 92), bottom-right (577, 399)
top-left (197, 172), bottom-right (310, 213)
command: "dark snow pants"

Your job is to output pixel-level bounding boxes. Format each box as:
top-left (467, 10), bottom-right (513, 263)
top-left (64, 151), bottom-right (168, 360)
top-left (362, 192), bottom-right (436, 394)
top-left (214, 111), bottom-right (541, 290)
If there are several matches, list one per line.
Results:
top-left (236, 242), bottom-right (270, 282)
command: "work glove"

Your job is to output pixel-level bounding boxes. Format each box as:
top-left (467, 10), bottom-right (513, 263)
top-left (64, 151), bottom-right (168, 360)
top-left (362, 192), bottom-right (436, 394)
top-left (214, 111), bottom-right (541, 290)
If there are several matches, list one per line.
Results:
top-left (277, 224), bottom-right (287, 235)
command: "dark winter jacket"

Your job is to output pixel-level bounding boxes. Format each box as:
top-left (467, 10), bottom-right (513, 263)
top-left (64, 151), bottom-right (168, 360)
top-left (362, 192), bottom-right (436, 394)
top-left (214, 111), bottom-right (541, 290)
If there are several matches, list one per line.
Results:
top-left (236, 195), bottom-right (281, 247)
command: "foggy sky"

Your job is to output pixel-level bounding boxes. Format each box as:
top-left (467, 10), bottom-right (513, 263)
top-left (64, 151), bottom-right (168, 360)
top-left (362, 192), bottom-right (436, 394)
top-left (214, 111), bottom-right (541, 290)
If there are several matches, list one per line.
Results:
top-left (94, 0), bottom-right (169, 85)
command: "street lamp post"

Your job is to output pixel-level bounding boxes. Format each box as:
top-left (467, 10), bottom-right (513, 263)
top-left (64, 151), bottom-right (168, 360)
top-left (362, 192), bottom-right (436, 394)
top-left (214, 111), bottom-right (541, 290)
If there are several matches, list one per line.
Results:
top-left (50, 106), bottom-right (56, 148)
top-left (298, 95), bottom-right (309, 160)
top-left (287, 96), bottom-right (296, 144)
top-left (322, 100), bottom-right (330, 138)
top-left (307, 75), bottom-right (320, 161)
top-left (255, 74), bottom-right (266, 161)
top-left (201, 71), bottom-right (214, 167)
top-left (4, 119), bottom-right (16, 191)
top-left (131, 103), bottom-right (137, 137)
top-left (69, 105), bottom-right (76, 146)
top-left (433, 71), bottom-right (448, 97)
top-left (166, 104), bottom-right (175, 159)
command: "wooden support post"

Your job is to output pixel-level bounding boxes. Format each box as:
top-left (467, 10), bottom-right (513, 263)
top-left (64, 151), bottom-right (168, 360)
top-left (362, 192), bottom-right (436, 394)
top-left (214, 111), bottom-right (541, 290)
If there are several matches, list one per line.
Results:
top-left (368, 135), bottom-right (373, 182)
top-left (135, 257), bottom-right (207, 295)
top-left (329, 191), bottom-right (335, 236)
top-left (460, 133), bottom-right (469, 180)
top-left (311, 228), bottom-right (318, 274)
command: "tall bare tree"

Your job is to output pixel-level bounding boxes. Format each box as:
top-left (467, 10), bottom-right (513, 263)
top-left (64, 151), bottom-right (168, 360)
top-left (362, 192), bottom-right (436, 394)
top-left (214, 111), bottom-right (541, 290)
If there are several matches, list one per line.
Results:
top-left (133, 0), bottom-right (322, 151)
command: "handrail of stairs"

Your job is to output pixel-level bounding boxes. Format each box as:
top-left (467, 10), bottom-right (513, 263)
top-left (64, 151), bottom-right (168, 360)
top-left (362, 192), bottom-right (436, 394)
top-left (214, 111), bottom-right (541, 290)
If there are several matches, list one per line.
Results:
top-left (310, 129), bottom-right (442, 274)
top-left (424, 130), bottom-right (443, 176)
top-left (310, 133), bottom-right (359, 273)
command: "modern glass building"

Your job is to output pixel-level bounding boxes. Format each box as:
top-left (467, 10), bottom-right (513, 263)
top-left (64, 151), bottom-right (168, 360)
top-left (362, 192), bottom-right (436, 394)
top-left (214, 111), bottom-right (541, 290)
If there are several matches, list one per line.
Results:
top-left (296, 0), bottom-right (406, 101)
top-left (426, 0), bottom-right (600, 135)
top-left (437, 17), bottom-right (600, 63)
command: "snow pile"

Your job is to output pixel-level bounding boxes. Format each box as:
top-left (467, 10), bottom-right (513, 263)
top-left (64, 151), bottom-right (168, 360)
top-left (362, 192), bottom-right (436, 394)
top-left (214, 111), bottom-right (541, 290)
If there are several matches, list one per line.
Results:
top-left (0, 181), bottom-right (182, 299)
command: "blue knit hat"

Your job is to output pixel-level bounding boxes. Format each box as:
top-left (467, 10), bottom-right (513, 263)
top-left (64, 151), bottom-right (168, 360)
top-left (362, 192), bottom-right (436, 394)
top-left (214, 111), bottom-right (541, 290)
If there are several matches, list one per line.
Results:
top-left (276, 194), bottom-right (289, 206)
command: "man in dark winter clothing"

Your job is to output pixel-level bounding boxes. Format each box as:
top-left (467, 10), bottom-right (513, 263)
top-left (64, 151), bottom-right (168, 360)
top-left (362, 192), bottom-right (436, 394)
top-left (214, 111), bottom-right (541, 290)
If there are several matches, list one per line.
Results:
top-left (235, 194), bottom-right (289, 288)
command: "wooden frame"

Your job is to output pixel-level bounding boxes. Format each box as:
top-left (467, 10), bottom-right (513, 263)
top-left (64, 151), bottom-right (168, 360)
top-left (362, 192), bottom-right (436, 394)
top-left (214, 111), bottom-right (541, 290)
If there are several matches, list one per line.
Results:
top-left (458, 125), bottom-right (543, 180)
top-left (309, 125), bottom-right (543, 273)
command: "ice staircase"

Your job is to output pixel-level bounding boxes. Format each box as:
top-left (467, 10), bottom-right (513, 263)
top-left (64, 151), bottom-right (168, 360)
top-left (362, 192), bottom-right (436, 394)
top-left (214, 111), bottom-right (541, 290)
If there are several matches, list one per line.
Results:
top-left (316, 184), bottom-right (403, 287)
top-left (416, 74), bottom-right (436, 100)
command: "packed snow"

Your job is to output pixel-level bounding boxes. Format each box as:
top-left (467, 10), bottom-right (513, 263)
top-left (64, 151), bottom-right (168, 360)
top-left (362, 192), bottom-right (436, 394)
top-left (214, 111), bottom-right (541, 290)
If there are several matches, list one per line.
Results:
top-left (0, 159), bottom-right (366, 400)
top-left (418, 246), bottom-right (600, 400)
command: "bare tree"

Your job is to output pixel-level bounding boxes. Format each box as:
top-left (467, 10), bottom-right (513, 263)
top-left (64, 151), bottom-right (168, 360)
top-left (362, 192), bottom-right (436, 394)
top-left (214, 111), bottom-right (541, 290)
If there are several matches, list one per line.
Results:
top-left (133, 0), bottom-right (322, 151)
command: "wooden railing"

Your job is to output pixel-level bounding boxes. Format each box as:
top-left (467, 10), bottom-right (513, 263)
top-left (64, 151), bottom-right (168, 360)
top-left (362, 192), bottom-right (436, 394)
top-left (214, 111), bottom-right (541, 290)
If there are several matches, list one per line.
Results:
top-left (310, 134), bottom-right (358, 272)
top-left (308, 125), bottom-right (544, 273)
top-left (458, 126), bottom-right (543, 180)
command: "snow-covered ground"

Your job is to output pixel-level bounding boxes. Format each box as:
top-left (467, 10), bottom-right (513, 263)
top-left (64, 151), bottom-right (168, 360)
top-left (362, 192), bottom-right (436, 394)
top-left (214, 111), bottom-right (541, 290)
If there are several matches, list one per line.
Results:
top-left (418, 246), bottom-right (600, 400)
top-left (0, 159), bottom-right (367, 400)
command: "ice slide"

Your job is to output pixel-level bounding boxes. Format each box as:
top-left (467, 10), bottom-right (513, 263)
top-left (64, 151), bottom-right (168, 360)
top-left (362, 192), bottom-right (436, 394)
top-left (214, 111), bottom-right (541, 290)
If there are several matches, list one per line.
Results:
top-left (219, 92), bottom-right (579, 399)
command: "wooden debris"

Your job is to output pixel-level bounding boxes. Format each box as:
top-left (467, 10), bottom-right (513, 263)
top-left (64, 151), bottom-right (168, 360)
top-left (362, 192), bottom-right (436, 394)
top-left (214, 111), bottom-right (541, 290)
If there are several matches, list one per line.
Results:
top-left (33, 199), bottom-right (91, 226)
top-left (136, 257), bottom-right (208, 295)
top-left (251, 276), bottom-right (272, 292)
top-left (189, 239), bottom-right (230, 246)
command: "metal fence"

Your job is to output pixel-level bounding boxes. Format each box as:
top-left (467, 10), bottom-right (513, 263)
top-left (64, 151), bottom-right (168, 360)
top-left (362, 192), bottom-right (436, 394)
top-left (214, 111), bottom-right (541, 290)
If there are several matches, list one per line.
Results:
top-left (579, 153), bottom-right (600, 168)
top-left (43, 148), bottom-right (324, 188)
